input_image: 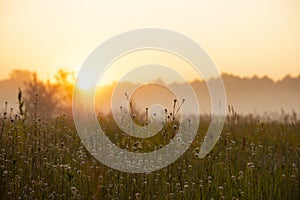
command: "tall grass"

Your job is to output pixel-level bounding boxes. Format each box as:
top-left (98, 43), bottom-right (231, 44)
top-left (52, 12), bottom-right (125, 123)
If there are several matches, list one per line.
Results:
top-left (0, 94), bottom-right (299, 199)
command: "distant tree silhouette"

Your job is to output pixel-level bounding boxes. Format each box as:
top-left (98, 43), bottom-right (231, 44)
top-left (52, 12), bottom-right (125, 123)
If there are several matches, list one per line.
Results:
top-left (24, 70), bottom-right (75, 118)
top-left (54, 69), bottom-right (75, 114)
top-left (9, 70), bottom-right (31, 82)
top-left (24, 73), bottom-right (59, 118)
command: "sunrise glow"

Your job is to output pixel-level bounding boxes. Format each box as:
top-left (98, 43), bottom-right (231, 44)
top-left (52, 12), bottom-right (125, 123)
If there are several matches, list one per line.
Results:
top-left (0, 0), bottom-right (299, 82)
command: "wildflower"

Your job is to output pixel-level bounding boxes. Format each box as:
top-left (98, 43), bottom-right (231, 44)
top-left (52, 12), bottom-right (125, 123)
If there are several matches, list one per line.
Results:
top-left (2, 170), bottom-right (8, 176)
top-left (135, 193), bottom-right (141, 200)
top-left (239, 190), bottom-right (245, 197)
top-left (227, 147), bottom-right (232, 152)
top-left (77, 170), bottom-right (82, 175)
top-left (208, 176), bottom-right (212, 181)
top-left (219, 186), bottom-right (224, 196)
top-left (247, 162), bottom-right (255, 170)
top-left (239, 171), bottom-right (244, 179)
top-left (70, 186), bottom-right (77, 193)
top-left (291, 175), bottom-right (296, 179)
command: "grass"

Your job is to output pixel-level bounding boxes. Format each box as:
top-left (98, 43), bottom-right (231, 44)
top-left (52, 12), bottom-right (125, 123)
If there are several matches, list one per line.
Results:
top-left (0, 96), bottom-right (299, 199)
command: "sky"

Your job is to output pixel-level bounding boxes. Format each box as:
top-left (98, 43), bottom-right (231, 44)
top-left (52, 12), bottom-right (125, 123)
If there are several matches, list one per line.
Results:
top-left (0, 0), bottom-right (300, 82)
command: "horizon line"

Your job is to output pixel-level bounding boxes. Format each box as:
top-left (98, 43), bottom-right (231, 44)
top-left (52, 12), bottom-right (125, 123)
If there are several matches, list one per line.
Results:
top-left (1, 68), bottom-right (300, 85)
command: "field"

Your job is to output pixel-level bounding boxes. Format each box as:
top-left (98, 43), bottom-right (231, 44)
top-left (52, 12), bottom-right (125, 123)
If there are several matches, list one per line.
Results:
top-left (0, 103), bottom-right (299, 199)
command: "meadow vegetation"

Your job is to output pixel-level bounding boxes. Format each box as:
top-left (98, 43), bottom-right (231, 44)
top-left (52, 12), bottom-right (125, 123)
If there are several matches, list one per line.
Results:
top-left (0, 89), bottom-right (299, 200)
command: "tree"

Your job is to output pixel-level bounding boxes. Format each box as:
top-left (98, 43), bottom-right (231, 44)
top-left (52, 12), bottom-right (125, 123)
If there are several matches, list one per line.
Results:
top-left (24, 69), bottom-right (75, 118)
top-left (9, 70), bottom-right (31, 82)
top-left (54, 69), bottom-right (75, 114)
top-left (24, 73), bottom-right (59, 118)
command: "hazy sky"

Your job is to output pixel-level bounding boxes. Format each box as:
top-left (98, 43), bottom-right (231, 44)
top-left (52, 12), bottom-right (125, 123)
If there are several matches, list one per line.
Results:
top-left (1, 0), bottom-right (300, 81)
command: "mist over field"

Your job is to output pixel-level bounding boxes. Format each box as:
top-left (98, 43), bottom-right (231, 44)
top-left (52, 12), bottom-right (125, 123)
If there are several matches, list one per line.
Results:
top-left (2, 70), bottom-right (299, 117)
top-left (98, 73), bottom-right (300, 116)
